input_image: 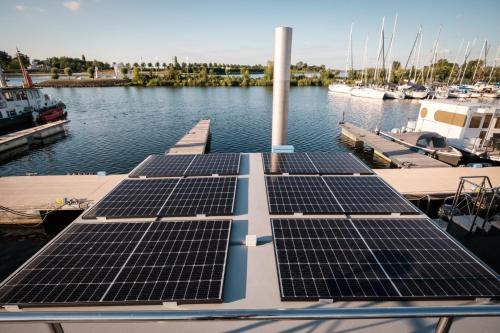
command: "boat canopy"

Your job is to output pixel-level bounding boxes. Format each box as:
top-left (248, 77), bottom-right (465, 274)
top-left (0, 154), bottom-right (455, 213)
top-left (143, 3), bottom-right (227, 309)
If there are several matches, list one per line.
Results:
top-left (394, 131), bottom-right (448, 149)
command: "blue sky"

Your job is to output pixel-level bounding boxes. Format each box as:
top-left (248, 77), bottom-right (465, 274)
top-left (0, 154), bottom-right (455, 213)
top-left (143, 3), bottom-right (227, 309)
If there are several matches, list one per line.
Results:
top-left (1, 0), bottom-right (499, 69)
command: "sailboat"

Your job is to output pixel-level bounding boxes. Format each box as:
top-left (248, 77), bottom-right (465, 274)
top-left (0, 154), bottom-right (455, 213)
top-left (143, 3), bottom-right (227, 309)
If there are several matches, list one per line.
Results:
top-left (350, 18), bottom-right (386, 99)
top-left (383, 14), bottom-right (405, 99)
top-left (328, 23), bottom-right (353, 94)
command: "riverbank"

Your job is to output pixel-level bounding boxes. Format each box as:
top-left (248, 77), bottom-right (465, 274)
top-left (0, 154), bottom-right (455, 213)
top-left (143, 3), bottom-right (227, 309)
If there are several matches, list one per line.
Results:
top-left (36, 78), bottom-right (129, 87)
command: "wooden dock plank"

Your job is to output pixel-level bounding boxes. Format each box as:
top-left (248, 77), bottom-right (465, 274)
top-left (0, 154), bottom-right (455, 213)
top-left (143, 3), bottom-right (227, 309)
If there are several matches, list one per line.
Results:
top-left (340, 122), bottom-right (450, 168)
top-left (167, 119), bottom-right (210, 155)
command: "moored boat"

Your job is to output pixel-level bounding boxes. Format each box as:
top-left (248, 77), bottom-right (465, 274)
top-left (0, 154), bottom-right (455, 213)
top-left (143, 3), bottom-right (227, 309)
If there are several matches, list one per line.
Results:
top-left (404, 84), bottom-right (428, 99)
top-left (381, 130), bottom-right (462, 165)
top-left (350, 86), bottom-right (386, 99)
top-left (328, 83), bottom-right (352, 94)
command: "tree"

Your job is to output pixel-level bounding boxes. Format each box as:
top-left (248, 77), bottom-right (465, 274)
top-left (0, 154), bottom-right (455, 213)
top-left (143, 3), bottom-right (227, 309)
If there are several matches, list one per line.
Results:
top-left (155, 61), bottom-right (160, 69)
top-left (264, 61), bottom-right (273, 83)
top-left (132, 66), bottom-right (140, 83)
top-left (121, 67), bottom-right (128, 77)
top-left (51, 67), bottom-right (59, 79)
top-left (87, 67), bottom-right (95, 78)
top-left (81, 54), bottom-right (86, 62)
top-left (147, 62), bottom-right (152, 68)
top-left (64, 67), bottom-right (72, 77)
top-left (140, 62), bottom-right (146, 69)
top-left (174, 56), bottom-right (180, 69)
top-left (0, 51), bottom-right (12, 69)
top-left (240, 67), bottom-right (250, 86)
top-left (162, 62), bottom-right (166, 68)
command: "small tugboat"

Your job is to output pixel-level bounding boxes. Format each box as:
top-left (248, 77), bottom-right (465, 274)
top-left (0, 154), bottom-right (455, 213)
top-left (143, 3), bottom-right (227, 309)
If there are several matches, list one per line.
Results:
top-left (0, 50), bottom-right (67, 131)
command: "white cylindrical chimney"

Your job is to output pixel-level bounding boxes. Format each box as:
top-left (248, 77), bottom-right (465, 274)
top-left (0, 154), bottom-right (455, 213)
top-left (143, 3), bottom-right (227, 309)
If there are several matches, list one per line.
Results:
top-left (272, 27), bottom-right (292, 148)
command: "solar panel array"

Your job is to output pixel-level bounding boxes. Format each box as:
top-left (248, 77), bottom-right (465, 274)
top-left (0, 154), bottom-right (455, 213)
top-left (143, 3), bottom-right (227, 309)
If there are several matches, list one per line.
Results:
top-left (83, 177), bottom-right (237, 219)
top-left (129, 153), bottom-right (241, 178)
top-left (262, 152), bottom-right (373, 175)
top-left (272, 218), bottom-right (500, 301)
top-left (0, 220), bottom-right (231, 306)
top-left (265, 175), bottom-right (418, 215)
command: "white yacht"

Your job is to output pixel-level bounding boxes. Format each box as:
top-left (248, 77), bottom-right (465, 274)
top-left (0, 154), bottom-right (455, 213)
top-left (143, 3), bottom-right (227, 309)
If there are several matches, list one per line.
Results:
top-left (408, 100), bottom-right (500, 163)
top-left (350, 86), bottom-right (386, 99)
top-left (328, 83), bottom-right (352, 94)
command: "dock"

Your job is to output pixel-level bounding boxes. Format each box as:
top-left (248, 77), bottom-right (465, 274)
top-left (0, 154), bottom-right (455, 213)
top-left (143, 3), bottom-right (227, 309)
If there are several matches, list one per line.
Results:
top-left (167, 119), bottom-right (211, 155)
top-left (0, 120), bottom-right (70, 161)
top-left (340, 122), bottom-right (450, 168)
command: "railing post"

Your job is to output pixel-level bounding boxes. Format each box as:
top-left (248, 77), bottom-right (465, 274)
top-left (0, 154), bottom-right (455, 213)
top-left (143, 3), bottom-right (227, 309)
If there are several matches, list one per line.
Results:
top-left (49, 323), bottom-right (64, 333)
top-left (434, 316), bottom-right (454, 333)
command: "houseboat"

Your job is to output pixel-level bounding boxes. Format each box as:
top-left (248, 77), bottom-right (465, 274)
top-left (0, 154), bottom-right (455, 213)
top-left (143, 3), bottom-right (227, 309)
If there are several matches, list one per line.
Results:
top-left (407, 100), bottom-right (500, 164)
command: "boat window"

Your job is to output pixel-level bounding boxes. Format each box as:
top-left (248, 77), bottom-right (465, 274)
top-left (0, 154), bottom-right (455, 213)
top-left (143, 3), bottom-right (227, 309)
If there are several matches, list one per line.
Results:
top-left (7, 110), bottom-right (16, 117)
top-left (431, 137), bottom-right (447, 148)
top-left (482, 115), bottom-right (492, 128)
top-left (469, 116), bottom-right (482, 128)
top-left (420, 107), bottom-right (428, 118)
top-left (416, 138), bottom-right (429, 148)
top-left (2, 92), bottom-right (14, 101)
top-left (495, 118), bottom-right (500, 129)
top-left (434, 110), bottom-right (467, 127)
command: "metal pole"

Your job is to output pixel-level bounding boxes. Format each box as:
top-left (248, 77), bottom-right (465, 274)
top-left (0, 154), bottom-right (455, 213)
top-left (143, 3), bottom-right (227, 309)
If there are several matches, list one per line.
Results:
top-left (272, 26), bottom-right (292, 148)
top-left (434, 317), bottom-right (454, 333)
top-left (0, 305), bottom-right (499, 322)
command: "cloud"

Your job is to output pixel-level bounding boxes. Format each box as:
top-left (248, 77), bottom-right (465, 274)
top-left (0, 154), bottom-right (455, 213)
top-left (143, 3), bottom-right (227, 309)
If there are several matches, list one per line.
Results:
top-left (35, 7), bottom-right (47, 12)
top-left (15, 5), bottom-right (26, 11)
top-left (63, 1), bottom-right (81, 11)
top-left (15, 4), bottom-right (47, 12)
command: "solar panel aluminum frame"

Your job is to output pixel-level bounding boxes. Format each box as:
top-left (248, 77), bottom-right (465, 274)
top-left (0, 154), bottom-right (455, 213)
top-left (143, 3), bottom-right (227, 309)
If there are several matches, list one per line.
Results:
top-left (271, 218), bottom-right (500, 302)
top-left (128, 154), bottom-right (155, 178)
top-left (128, 154), bottom-right (197, 179)
top-left (0, 220), bottom-right (233, 307)
top-left (305, 152), bottom-right (374, 176)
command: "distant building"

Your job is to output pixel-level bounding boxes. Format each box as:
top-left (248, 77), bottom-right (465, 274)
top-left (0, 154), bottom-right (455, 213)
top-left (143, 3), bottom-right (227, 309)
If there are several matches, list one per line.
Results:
top-left (28, 60), bottom-right (45, 71)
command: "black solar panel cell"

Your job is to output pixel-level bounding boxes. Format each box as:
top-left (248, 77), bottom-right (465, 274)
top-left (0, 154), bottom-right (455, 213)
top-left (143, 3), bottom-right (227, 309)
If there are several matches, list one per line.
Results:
top-left (262, 153), bottom-right (317, 174)
top-left (265, 176), bottom-right (343, 214)
top-left (129, 155), bottom-right (196, 178)
top-left (0, 220), bottom-right (232, 305)
top-left (159, 177), bottom-right (238, 217)
top-left (322, 176), bottom-right (419, 214)
top-left (272, 218), bottom-right (500, 301)
top-left (306, 152), bottom-right (373, 175)
top-left (82, 179), bottom-right (179, 219)
top-left (185, 153), bottom-right (241, 176)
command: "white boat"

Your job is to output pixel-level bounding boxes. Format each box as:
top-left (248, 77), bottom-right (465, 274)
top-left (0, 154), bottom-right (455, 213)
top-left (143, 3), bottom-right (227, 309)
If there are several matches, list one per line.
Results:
top-left (381, 130), bottom-right (462, 165)
top-left (412, 99), bottom-right (500, 164)
top-left (350, 86), bottom-right (386, 99)
top-left (404, 84), bottom-right (429, 99)
top-left (431, 86), bottom-right (449, 99)
top-left (448, 86), bottom-right (471, 99)
top-left (384, 84), bottom-right (405, 99)
top-left (328, 83), bottom-right (352, 94)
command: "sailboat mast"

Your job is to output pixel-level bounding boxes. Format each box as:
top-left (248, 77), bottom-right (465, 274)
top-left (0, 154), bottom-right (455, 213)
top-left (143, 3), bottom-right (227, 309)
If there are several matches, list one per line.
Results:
top-left (385, 13), bottom-right (398, 83)
top-left (374, 17), bottom-right (385, 83)
top-left (362, 36), bottom-right (369, 85)
top-left (459, 38), bottom-right (476, 85)
top-left (428, 25), bottom-right (442, 84)
top-left (345, 22), bottom-right (353, 80)
top-left (447, 39), bottom-right (464, 85)
top-left (404, 25), bottom-right (422, 82)
top-left (414, 31), bottom-right (423, 82)
top-left (488, 45), bottom-right (500, 84)
top-left (472, 39), bottom-right (486, 83)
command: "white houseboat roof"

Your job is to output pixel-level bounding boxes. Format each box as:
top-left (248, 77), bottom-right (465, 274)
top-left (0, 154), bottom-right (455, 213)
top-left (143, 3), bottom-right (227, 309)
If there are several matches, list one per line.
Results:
top-left (0, 153), bottom-right (499, 333)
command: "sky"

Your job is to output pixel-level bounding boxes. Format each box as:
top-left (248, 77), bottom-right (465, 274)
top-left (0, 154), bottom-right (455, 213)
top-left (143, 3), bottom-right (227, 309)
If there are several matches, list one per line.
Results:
top-left (1, 0), bottom-right (499, 69)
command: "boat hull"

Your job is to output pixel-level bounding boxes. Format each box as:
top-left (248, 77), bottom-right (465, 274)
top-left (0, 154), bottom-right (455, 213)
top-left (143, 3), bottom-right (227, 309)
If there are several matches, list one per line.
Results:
top-left (384, 90), bottom-right (405, 99)
top-left (405, 90), bottom-right (428, 99)
top-left (38, 104), bottom-right (66, 123)
top-left (0, 112), bottom-right (34, 131)
top-left (328, 84), bottom-right (352, 94)
top-left (350, 87), bottom-right (386, 99)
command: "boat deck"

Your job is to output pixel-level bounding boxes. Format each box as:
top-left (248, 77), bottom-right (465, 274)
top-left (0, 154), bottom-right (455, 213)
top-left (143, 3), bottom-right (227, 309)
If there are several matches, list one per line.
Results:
top-left (0, 153), bottom-right (498, 333)
top-left (340, 122), bottom-right (451, 168)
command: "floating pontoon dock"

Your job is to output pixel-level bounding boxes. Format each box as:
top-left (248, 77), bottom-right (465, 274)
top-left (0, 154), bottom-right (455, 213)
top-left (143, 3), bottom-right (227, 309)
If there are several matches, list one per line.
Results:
top-left (340, 122), bottom-right (450, 168)
top-left (167, 119), bottom-right (210, 155)
top-left (0, 120), bottom-right (69, 156)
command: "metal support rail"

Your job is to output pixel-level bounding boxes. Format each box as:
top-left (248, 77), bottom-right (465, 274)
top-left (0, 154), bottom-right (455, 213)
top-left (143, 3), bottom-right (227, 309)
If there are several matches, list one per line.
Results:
top-left (1, 305), bottom-right (500, 333)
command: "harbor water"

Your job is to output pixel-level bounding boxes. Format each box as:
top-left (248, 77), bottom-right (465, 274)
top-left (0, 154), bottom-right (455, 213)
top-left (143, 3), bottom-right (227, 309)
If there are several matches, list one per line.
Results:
top-left (0, 84), bottom-right (421, 176)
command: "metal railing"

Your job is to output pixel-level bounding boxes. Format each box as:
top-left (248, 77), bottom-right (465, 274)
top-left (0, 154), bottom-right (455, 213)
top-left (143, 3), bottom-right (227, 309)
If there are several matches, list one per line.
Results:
top-left (1, 305), bottom-right (500, 333)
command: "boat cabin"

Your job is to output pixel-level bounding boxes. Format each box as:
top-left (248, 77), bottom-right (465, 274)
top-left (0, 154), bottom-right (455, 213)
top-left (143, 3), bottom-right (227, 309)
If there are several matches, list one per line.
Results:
top-left (416, 100), bottom-right (500, 159)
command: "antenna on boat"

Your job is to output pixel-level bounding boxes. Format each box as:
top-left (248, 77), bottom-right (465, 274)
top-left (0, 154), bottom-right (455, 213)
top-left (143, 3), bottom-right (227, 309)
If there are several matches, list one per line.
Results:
top-left (16, 48), bottom-right (33, 88)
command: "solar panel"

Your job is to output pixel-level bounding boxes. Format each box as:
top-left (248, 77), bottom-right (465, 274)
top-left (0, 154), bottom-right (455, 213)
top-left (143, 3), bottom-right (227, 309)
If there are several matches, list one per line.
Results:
top-left (185, 153), bottom-right (241, 176)
top-left (322, 176), bottom-right (419, 214)
top-left (306, 152), bottom-right (373, 175)
top-left (159, 177), bottom-right (238, 217)
top-left (129, 155), bottom-right (195, 178)
top-left (262, 153), bottom-right (317, 174)
top-left (272, 218), bottom-right (500, 301)
top-left (0, 220), bottom-right (232, 306)
top-left (83, 179), bottom-right (179, 219)
top-left (265, 176), bottom-right (343, 214)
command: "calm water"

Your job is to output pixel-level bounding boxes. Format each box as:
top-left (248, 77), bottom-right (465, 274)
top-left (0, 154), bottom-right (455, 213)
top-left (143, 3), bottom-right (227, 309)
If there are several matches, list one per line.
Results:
top-left (0, 84), bottom-right (420, 176)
